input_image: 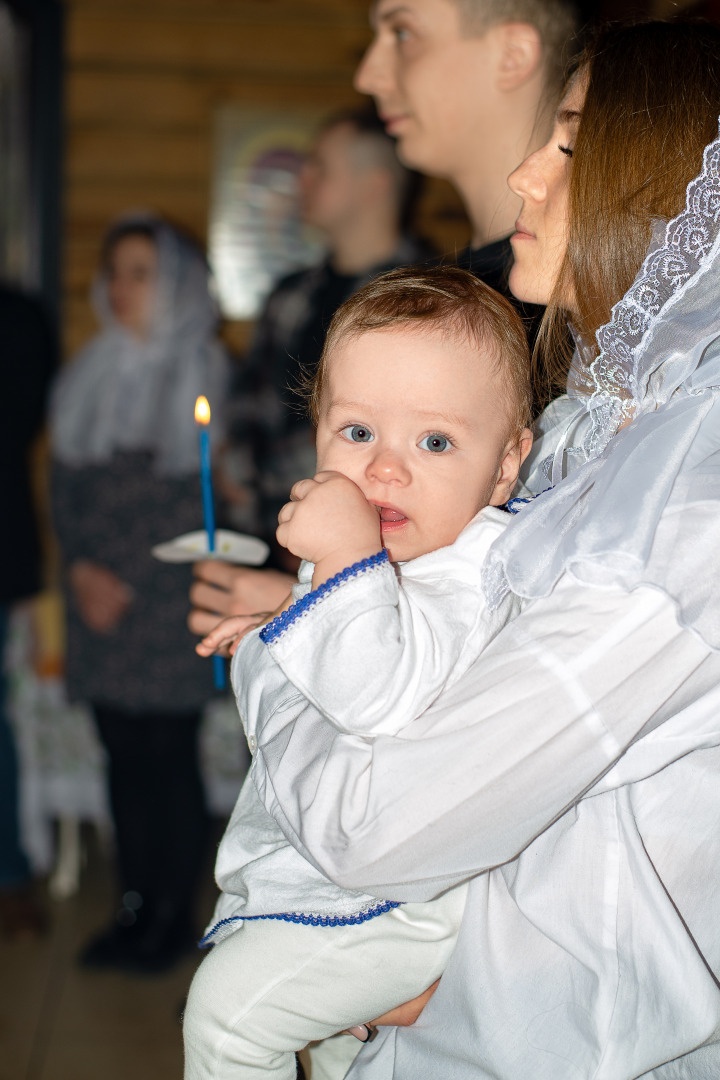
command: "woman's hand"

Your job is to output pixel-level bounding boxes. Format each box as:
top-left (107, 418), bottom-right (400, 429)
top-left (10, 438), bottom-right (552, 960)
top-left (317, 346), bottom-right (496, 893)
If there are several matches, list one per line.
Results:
top-left (373, 979), bottom-right (440, 1027)
top-left (188, 563), bottom-right (295, 638)
top-left (346, 979), bottom-right (440, 1041)
top-left (277, 471), bottom-right (382, 588)
top-left (69, 560), bottom-right (134, 633)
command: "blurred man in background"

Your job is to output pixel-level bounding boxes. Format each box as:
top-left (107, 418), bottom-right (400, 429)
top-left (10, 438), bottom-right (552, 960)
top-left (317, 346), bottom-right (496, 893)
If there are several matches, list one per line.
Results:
top-left (221, 108), bottom-right (431, 556)
top-left (190, 0), bottom-right (581, 637)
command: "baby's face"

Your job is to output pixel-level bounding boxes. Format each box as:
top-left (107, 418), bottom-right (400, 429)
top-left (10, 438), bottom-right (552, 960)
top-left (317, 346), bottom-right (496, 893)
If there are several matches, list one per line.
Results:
top-left (315, 324), bottom-right (524, 562)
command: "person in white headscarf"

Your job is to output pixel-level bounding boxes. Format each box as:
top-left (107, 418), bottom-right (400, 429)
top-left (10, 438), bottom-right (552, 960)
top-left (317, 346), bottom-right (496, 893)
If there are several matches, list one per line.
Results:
top-left (201, 20), bottom-right (720, 1078)
top-left (51, 214), bottom-right (228, 974)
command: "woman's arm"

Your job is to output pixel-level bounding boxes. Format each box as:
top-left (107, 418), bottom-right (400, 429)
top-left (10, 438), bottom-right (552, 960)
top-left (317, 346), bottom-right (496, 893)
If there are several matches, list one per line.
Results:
top-left (251, 577), bottom-right (715, 899)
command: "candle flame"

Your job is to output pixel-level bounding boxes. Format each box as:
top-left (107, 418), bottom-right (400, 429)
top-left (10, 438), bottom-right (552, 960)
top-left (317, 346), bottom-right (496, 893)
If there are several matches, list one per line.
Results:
top-left (195, 395), bottom-right (211, 425)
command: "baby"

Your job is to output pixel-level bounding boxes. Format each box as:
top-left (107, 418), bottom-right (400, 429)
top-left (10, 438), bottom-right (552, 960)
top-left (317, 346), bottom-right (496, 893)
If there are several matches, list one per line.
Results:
top-left (184, 266), bottom-right (533, 1079)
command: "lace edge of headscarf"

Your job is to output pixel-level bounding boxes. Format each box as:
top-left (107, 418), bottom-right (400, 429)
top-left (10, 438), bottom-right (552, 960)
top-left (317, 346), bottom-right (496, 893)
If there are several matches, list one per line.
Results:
top-left (483, 117), bottom-right (720, 611)
top-left (582, 115), bottom-right (720, 460)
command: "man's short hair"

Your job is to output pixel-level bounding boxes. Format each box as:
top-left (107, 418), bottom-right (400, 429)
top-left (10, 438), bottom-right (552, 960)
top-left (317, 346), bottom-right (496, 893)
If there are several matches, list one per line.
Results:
top-left (456, 0), bottom-right (580, 84)
top-left (308, 265), bottom-right (532, 437)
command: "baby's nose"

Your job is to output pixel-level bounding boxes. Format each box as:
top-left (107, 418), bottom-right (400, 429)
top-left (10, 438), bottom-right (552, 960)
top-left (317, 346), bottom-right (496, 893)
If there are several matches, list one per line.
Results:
top-left (366, 448), bottom-right (411, 485)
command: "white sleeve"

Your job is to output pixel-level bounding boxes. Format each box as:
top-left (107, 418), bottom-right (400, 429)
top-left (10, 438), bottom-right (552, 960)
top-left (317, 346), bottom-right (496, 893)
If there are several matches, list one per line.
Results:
top-left (259, 512), bottom-right (514, 737)
top-left (251, 576), bottom-right (716, 901)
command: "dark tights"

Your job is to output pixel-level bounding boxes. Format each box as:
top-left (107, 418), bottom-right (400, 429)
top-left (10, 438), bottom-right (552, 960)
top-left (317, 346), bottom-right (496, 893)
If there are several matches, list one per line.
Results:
top-left (93, 704), bottom-right (209, 935)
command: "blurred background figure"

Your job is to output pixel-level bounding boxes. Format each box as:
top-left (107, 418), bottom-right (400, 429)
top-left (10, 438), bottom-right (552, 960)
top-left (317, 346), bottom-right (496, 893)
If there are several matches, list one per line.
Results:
top-left (0, 283), bottom-right (57, 938)
top-left (49, 214), bottom-right (229, 974)
top-left (222, 108), bottom-right (433, 553)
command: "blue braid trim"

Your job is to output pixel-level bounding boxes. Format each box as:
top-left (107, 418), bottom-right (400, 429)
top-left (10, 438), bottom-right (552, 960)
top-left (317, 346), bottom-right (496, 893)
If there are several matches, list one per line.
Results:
top-left (199, 899), bottom-right (401, 948)
top-left (260, 550), bottom-right (389, 644)
top-left (501, 488), bottom-right (552, 515)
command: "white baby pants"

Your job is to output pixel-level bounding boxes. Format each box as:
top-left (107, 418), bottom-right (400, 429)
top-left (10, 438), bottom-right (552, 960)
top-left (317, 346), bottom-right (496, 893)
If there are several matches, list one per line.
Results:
top-left (183, 885), bottom-right (467, 1080)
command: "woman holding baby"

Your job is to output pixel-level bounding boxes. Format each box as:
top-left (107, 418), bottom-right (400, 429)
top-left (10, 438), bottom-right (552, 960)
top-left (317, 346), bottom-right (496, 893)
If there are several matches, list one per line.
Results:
top-left (188, 19), bottom-right (720, 1079)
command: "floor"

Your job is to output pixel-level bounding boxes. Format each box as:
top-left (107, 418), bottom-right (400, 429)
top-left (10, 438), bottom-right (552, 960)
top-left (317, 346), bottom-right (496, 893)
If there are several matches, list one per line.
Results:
top-left (0, 828), bottom-right (217, 1080)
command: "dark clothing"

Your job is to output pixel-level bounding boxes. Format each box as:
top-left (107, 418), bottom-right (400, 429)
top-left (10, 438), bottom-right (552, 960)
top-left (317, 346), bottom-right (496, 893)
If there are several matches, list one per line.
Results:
top-left (455, 237), bottom-right (545, 354)
top-left (93, 704), bottom-right (208, 931)
top-left (0, 286), bottom-right (57, 889)
top-left (0, 607), bottom-right (30, 888)
top-left (51, 452), bottom-right (214, 713)
top-left (454, 237), bottom-right (547, 415)
top-left (0, 285), bottom-right (58, 603)
top-left (230, 237), bottom-right (434, 536)
top-left (454, 236), bottom-right (518, 292)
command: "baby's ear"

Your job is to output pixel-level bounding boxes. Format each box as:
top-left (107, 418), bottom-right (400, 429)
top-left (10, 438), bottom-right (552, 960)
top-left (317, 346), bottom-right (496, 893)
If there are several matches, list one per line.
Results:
top-left (489, 428), bottom-right (534, 505)
top-left (518, 427), bottom-right (533, 466)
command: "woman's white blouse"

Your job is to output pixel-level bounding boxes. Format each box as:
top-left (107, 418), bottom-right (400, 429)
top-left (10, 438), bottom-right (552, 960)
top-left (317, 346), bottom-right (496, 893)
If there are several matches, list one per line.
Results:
top-left (250, 576), bottom-right (720, 1077)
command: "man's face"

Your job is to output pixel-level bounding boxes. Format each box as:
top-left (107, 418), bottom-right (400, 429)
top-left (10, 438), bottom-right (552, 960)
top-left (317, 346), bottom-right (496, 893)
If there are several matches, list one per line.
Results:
top-left (298, 123), bottom-right (364, 234)
top-left (315, 324), bottom-right (524, 562)
top-left (354, 0), bottom-right (495, 180)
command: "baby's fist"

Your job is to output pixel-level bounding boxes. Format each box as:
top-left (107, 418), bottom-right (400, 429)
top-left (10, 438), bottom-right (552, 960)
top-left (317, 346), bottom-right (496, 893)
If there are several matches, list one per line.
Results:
top-left (276, 471), bottom-right (381, 576)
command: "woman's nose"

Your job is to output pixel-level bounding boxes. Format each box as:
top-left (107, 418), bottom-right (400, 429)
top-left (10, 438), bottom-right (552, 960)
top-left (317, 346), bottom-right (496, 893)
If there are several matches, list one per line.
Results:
top-left (508, 147), bottom-right (547, 203)
top-left (365, 447), bottom-right (411, 486)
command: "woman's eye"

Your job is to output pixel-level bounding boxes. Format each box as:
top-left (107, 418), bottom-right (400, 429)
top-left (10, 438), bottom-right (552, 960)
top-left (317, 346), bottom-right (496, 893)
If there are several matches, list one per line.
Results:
top-left (341, 424), bottom-right (374, 443)
top-left (558, 144), bottom-right (573, 158)
top-left (419, 434), bottom-right (450, 453)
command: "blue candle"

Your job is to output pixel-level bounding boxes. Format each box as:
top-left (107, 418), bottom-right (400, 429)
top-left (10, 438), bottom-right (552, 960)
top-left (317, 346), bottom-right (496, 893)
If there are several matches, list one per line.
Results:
top-left (195, 395), bottom-right (226, 690)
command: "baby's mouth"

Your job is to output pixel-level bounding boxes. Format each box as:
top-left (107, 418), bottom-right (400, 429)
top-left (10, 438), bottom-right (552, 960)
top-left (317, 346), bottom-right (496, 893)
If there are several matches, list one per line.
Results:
top-left (377, 506), bottom-right (408, 529)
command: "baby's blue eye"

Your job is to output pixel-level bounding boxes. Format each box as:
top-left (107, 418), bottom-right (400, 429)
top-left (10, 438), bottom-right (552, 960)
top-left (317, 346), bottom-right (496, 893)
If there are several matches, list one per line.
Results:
top-left (341, 424), bottom-right (374, 443)
top-left (419, 434), bottom-right (450, 453)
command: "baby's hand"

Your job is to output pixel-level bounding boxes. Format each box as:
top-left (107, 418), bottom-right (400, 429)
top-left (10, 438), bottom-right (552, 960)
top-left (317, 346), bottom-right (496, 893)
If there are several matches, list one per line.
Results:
top-left (196, 614), bottom-right (266, 658)
top-left (276, 471), bottom-right (382, 587)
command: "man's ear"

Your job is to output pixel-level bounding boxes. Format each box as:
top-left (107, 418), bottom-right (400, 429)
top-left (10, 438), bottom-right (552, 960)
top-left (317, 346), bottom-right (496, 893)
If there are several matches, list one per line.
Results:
top-left (489, 427), bottom-right (534, 505)
top-left (494, 23), bottom-right (543, 92)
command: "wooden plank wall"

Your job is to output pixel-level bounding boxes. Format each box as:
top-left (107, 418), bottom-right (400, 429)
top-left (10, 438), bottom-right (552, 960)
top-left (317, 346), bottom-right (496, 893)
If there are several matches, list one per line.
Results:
top-left (63, 0), bottom-right (691, 358)
top-left (63, 0), bottom-right (469, 358)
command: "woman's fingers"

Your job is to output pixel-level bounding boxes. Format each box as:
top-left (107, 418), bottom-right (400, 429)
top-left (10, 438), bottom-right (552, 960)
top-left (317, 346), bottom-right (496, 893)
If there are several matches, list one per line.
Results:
top-left (187, 607), bottom-right (227, 638)
top-left (192, 559), bottom-right (239, 591)
top-left (372, 980), bottom-right (440, 1027)
top-left (189, 579), bottom-right (228, 616)
top-left (79, 595), bottom-right (128, 633)
top-left (71, 562), bottom-right (133, 633)
top-left (189, 565), bottom-right (296, 636)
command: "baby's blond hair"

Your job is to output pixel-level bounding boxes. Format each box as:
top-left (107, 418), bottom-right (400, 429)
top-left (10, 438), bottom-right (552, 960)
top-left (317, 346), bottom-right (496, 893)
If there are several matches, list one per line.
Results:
top-left (307, 265), bottom-right (532, 439)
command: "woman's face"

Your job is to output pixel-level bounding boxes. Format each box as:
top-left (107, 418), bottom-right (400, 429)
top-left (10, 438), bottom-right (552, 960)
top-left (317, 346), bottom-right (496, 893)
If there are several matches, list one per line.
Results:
top-left (106, 234), bottom-right (158, 338)
top-left (507, 74), bottom-right (586, 312)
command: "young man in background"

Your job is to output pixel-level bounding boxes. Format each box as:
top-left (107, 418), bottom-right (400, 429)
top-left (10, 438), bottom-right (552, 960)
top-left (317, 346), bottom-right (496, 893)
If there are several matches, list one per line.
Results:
top-left (189, 0), bottom-right (581, 655)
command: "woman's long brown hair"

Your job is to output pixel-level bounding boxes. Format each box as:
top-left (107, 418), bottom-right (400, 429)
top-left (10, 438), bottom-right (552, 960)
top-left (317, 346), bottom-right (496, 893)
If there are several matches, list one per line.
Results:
top-left (537, 19), bottom-right (720, 403)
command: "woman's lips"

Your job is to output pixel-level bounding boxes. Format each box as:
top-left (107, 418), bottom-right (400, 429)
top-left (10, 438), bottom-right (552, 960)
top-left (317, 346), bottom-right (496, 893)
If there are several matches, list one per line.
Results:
top-left (511, 220), bottom-right (535, 241)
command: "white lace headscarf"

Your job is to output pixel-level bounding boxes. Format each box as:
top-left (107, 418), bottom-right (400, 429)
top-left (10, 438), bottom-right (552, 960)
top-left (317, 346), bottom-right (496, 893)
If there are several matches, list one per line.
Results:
top-left (484, 118), bottom-right (720, 650)
top-left (51, 213), bottom-right (229, 478)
